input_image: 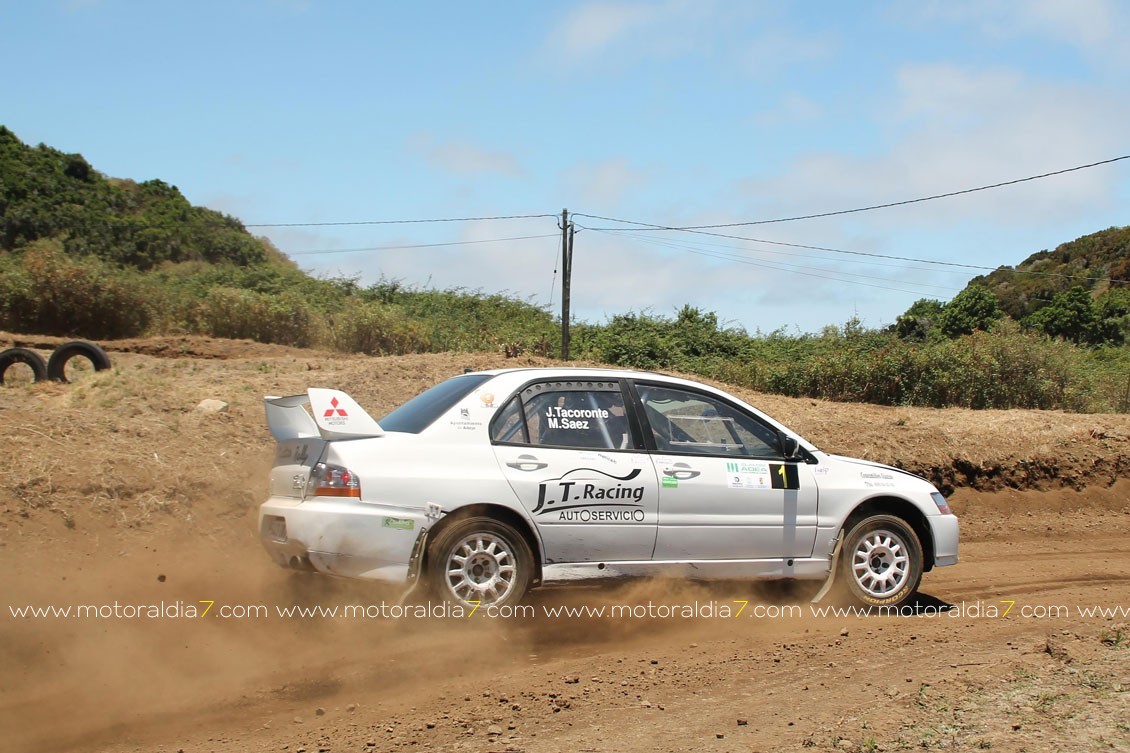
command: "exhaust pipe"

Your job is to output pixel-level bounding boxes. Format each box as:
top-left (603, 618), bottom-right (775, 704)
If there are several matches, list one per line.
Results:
top-left (288, 555), bottom-right (316, 572)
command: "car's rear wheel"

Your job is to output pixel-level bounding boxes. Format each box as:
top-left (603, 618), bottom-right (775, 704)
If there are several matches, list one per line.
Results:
top-left (427, 517), bottom-right (532, 608)
top-left (839, 514), bottom-right (923, 609)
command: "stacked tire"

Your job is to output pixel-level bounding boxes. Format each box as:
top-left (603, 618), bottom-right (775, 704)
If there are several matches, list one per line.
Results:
top-left (0, 340), bottom-right (112, 385)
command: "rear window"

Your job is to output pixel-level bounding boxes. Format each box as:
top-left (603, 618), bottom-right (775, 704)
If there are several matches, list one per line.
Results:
top-left (379, 374), bottom-right (493, 434)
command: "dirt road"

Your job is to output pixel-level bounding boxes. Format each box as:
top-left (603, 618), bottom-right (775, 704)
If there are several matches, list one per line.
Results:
top-left (2, 342), bottom-right (1128, 752)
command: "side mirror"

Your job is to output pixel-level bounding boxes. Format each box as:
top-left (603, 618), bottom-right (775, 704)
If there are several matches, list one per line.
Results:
top-left (778, 431), bottom-right (801, 461)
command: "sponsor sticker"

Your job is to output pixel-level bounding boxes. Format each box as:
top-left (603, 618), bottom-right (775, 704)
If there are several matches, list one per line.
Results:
top-left (726, 461), bottom-right (771, 490)
top-left (662, 476), bottom-right (679, 489)
top-left (382, 517), bottom-right (414, 531)
top-left (321, 397), bottom-right (349, 427)
top-left (860, 470), bottom-right (896, 488)
top-left (726, 461), bottom-right (801, 490)
top-left (449, 406), bottom-right (483, 431)
top-left (532, 467), bottom-right (646, 522)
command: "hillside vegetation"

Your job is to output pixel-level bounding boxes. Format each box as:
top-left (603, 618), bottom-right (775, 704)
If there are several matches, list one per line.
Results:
top-left (972, 226), bottom-right (1130, 320)
top-left (1, 125), bottom-right (1128, 412)
top-left (0, 126), bottom-right (268, 269)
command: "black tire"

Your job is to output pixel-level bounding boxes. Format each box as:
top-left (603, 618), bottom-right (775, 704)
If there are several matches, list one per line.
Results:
top-left (839, 514), bottom-right (923, 609)
top-left (426, 516), bottom-right (533, 608)
top-left (0, 348), bottom-right (49, 384)
top-left (47, 340), bottom-right (112, 383)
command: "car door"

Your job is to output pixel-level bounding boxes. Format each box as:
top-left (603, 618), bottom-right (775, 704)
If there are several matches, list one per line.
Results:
top-left (490, 378), bottom-right (659, 564)
top-left (631, 381), bottom-right (818, 560)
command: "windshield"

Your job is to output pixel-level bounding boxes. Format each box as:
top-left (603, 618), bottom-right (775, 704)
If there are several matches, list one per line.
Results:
top-left (378, 374), bottom-right (493, 434)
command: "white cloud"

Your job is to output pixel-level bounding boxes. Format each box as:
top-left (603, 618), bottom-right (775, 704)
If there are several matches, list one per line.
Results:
top-left (894, 64), bottom-right (1023, 124)
top-left (739, 64), bottom-right (1128, 229)
top-left (739, 28), bottom-right (836, 80)
top-left (754, 92), bottom-right (824, 127)
top-left (901, 0), bottom-right (1129, 67)
top-left (1021, 0), bottom-right (1118, 49)
top-left (564, 158), bottom-right (652, 207)
top-left (410, 134), bottom-right (525, 179)
top-left (546, 1), bottom-right (767, 69)
top-left (559, 2), bottom-right (658, 60)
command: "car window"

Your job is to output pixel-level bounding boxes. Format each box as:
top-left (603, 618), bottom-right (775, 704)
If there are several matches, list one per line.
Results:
top-left (490, 396), bottom-right (528, 444)
top-left (637, 384), bottom-right (780, 458)
top-left (491, 381), bottom-right (630, 450)
top-left (379, 374), bottom-right (493, 434)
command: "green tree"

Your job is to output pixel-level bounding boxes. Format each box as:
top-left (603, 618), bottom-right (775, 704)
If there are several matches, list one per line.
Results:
top-left (1094, 288), bottom-right (1130, 345)
top-left (939, 286), bottom-right (1002, 338)
top-left (895, 298), bottom-right (946, 341)
top-left (1026, 286), bottom-right (1101, 344)
top-left (0, 125), bottom-right (269, 269)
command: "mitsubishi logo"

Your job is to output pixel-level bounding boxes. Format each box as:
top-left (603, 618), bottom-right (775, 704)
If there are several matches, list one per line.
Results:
top-left (324, 397), bottom-right (348, 418)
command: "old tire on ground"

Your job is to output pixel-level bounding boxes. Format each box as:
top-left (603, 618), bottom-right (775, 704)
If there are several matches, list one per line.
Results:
top-left (427, 516), bottom-right (533, 608)
top-left (839, 513), bottom-right (923, 609)
top-left (0, 348), bottom-right (49, 384)
top-left (47, 340), bottom-right (111, 382)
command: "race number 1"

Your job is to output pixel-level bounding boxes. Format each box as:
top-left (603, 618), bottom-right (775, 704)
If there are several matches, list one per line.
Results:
top-left (769, 463), bottom-right (800, 490)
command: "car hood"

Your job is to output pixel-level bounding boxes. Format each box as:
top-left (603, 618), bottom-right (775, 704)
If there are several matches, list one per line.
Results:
top-left (820, 453), bottom-right (937, 493)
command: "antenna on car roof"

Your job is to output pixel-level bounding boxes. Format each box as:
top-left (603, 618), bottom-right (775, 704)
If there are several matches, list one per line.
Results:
top-left (464, 368), bottom-right (472, 374)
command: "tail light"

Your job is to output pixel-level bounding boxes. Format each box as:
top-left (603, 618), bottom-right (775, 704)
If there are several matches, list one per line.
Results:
top-left (308, 462), bottom-right (360, 498)
top-left (930, 492), bottom-right (951, 515)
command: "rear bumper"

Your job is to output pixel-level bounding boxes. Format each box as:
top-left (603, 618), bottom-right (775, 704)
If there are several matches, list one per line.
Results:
top-left (259, 496), bottom-right (426, 583)
top-left (929, 514), bottom-right (960, 567)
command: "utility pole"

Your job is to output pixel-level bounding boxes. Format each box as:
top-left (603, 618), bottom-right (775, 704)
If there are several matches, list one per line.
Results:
top-left (560, 208), bottom-right (574, 361)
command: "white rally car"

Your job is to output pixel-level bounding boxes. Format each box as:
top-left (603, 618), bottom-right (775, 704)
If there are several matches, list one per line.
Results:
top-left (260, 368), bottom-right (958, 608)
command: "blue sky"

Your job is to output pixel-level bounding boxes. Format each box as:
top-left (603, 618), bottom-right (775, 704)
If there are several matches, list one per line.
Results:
top-left (3, 1), bottom-right (1128, 333)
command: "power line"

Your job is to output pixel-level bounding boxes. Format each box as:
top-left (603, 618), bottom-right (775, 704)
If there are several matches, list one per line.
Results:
top-left (595, 227), bottom-right (964, 298)
top-left (693, 228), bottom-right (1123, 284)
top-left (246, 212), bottom-right (558, 228)
top-left (585, 226), bottom-right (959, 275)
top-left (677, 245), bottom-right (964, 298)
top-left (288, 233), bottom-right (559, 256)
top-left (602, 229), bottom-right (961, 293)
top-left (578, 225), bottom-right (1129, 286)
top-left (574, 154), bottom-right (1130, 230)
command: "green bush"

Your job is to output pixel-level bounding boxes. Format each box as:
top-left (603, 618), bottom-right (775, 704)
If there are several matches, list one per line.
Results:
top-left (754, 320), bottom-right (1090, 410)
top-left (0, 127), bottom-right (268, 270)
top-left (0, 239), bottom-right (151, 338)
top-left (191, 287), bottom-right (318, 347)
top-left (328, 300), bottom-right (431, 355)
top-left (576, 306), bottom-right (751, 370)
top-left (938, 285), bottom-right (1003, 337)
top-left (363, 279), bottom-right (558, 354)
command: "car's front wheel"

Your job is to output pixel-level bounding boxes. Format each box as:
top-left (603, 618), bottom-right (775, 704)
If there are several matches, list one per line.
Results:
top-left (839, 514), bottom-right (923, 609)
top-left (427, 517), bottom-right (533, 608)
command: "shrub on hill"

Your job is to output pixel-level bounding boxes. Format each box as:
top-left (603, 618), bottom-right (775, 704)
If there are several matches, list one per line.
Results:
top-left (0, 239), bottom-right (151, 338)
top-left (0, 126), bottom-right (268, 269)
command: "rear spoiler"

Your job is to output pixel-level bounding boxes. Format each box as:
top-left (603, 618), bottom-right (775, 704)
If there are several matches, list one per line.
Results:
top-left (264, 388), bottom-right (385, 441)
